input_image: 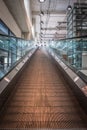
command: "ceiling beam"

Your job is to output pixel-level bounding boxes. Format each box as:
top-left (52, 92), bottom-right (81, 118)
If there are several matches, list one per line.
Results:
top-left (42, 27), bottom-right (66, 30)
top-left (4, 0), bottom-right (30, 32)
top-left (41, 35), bottom-right (66, 38)
top-left (32, 10), bottom-right (66, 15)
top-left (45, 34), bottom-right (66, 35)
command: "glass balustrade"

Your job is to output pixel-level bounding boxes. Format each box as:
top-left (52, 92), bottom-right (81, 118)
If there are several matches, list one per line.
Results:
top-left (0, 34), bottom-right (35, 79)
top-left (49, 36), bottom-right (87, 78)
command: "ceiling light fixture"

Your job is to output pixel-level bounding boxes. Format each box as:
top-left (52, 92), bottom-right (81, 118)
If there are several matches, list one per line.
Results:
top-left (67, 5), bottom-right (72, 10)
top-left (40, 11), bottom-right (44, 16)
top-left (67, 0), bottom-right (72, 11)
top-left (39, 0), bottom-right (46, 3)
top-left (41, 21), bottom-right (44, 24)
top-left (41, 27), bottom-right (43, 30)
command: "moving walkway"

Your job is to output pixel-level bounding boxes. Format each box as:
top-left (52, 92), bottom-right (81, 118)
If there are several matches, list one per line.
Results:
top-left (0, 34), bottom-right (87, 129)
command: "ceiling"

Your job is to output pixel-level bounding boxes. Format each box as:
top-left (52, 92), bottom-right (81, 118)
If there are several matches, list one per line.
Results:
top-left (4, 0), bottom-right (87, 42)
top-left (30, 0), bottom-right (86, 42)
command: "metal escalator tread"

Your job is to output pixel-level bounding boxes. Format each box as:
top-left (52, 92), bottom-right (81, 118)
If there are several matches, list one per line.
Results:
top-left (0, 48), bottom-right (87, 129)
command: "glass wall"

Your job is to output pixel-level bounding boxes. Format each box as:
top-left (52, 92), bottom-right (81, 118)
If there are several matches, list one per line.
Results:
top-left (0, 34), bottom-right (35, 79)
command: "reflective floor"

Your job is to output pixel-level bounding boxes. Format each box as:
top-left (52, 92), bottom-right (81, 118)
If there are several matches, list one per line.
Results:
top-left (0, 48), bottom-right (87, 129)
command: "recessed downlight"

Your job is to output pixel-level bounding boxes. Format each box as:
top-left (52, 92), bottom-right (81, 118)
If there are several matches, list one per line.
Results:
top-left (39, 0), bottom-right (46, 3)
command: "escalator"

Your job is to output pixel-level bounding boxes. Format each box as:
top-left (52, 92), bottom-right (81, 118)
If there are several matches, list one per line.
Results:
top-left (0, 48), bottom-right (87, 129)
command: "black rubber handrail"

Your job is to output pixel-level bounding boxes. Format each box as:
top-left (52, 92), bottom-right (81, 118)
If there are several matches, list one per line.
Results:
top-left (0, 33), bottom-right (87, 42)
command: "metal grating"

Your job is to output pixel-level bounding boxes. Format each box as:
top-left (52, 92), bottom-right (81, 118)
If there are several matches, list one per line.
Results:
top-left (0, 49), bottom-right (87, 129)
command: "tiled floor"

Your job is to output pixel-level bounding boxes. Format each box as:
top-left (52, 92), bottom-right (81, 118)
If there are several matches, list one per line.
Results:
top-left (0, 48), bottom-right (87, 129)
